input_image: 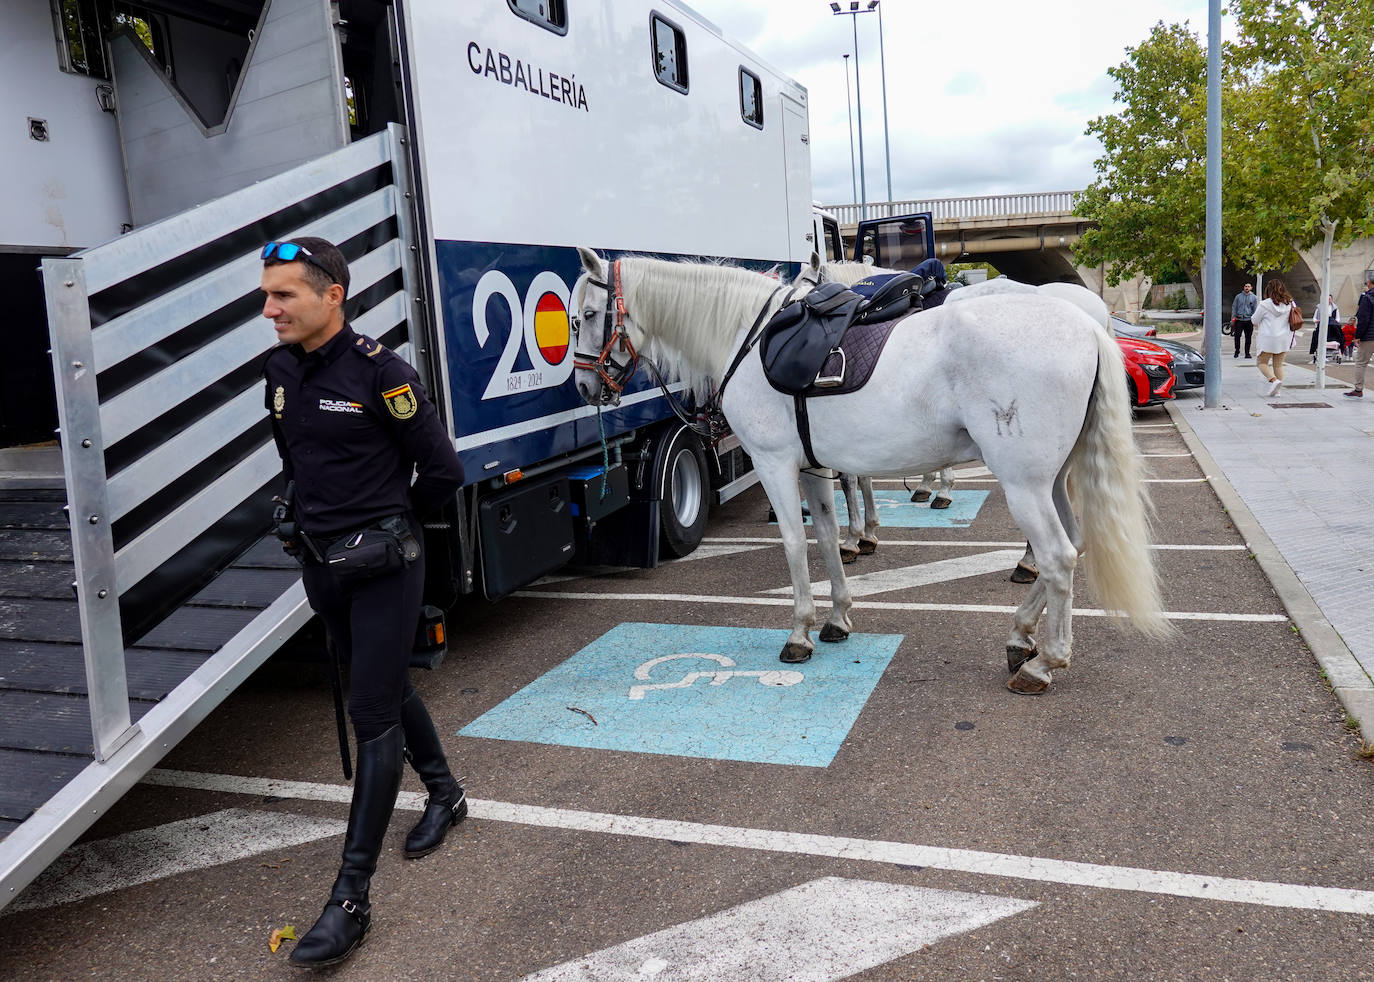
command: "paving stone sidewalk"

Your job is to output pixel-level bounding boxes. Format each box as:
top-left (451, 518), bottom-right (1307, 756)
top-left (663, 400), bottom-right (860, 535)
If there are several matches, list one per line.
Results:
top-left (1165, 335), bottom-right (1374, 737)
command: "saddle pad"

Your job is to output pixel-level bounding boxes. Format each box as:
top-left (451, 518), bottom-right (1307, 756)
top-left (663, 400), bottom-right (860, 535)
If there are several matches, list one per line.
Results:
top-left (806, 315), bottom-right (905, 398)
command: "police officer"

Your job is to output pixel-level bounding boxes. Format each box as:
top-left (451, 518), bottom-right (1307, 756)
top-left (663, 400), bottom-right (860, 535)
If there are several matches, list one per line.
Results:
top-left (261, 237), bottom-right (467, 967)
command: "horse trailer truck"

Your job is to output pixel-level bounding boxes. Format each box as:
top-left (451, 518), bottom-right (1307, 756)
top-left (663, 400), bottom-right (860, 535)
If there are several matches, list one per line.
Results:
top-left (0, 0), bottom-right (817, 911)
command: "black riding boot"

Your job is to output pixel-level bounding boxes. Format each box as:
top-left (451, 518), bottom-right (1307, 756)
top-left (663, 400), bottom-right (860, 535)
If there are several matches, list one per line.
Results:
top-left (400, 691), bottom-right (467, 858)
top-left (290, 725), bottom-right (404, 968)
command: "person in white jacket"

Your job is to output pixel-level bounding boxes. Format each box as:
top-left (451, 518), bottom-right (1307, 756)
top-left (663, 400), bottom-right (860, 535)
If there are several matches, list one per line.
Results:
top-left (1252, 278), bottom-right (1297, 397)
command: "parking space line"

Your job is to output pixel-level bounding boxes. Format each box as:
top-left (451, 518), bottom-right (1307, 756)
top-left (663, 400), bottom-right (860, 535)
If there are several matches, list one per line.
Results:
top-left (144, 769), bottom-right (1374, 916)
top-left (512, 591), bottom-right (1289, 623)
top-left (702, 539), bottom-right (1245, 551)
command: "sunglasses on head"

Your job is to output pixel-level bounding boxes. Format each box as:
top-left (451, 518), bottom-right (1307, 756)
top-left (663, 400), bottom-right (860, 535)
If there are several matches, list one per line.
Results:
top-left (261, 241), bottom-right (337, 283)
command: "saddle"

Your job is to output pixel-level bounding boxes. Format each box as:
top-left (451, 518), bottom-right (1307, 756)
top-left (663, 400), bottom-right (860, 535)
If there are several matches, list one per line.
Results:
top-left (759, 273), bottom-right (925, 396)
top-left (757, 272), bottom-right (927, 470)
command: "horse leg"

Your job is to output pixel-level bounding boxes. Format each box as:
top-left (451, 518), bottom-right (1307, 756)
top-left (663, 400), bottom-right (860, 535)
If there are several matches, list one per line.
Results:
top-left (1009, 543), bottom-right (1039, 583)
top-left (910, 472), bottom-right (933, 503)
top-left (800, 470), bottom-right (854, 644)
top-left (930, 466), bottom-right (954, 510)
top-left (757, 465), bottom-right (818, 663)
top-left (1006, 574), bottom-right (1046, 672)
top-left (1000, 483), bottom-right (1078, 695)
top-left (858, 476), bottom-right (879, 554)
top-left (836, 472), bottom-right (862, 564)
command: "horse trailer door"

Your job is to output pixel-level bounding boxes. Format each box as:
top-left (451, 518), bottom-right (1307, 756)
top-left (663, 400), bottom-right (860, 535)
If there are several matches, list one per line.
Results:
top-left (109, 0), bottom-right (350, 226)
top-left (780, 94), bottom-right (813, 261)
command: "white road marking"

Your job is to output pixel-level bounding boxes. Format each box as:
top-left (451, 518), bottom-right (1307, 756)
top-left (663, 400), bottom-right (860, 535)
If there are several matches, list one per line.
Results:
top-left (144, 770), bottom-right (1374, 916)
top-left (702, 538), bottom-right (1245, 551)
top-left (764, 550), bottom-right (1025, 597)
top-left (512, 590), bottom-right (1289, 623)
top-left (517, 876), bottom-right (1036, 981)
top-left (6, 808), bottom-right (346, 914)
top-left (1132, 423), bottom-right (1178, 429)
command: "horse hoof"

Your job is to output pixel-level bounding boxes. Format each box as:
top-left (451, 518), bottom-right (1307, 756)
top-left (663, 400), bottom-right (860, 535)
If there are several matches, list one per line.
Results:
top-left (819, 623), bottom-right (849, 643)
top-left (858, 537), bottom-right (878, 555)
top-left (930, 496), bottom-right (952, 510)
top-left (1009, 563), bottom-right (1039, 584)
top-left (780, 642), bottom-right (813, 664)
top-left (840, 548), bottom-right (859, 565)
top-left (910, 489), bottom-right (931, 502)
top-left (1006, 642), bottom-right (1037, 673)
top-left (1006, 668), bottom-right (1049, 695)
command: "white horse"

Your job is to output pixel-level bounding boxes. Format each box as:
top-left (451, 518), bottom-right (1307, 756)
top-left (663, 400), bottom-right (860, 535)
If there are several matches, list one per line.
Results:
top-left (571, 249), bottom-right (1171, 693)
top-left (834, 468), bottom-right (950, 566)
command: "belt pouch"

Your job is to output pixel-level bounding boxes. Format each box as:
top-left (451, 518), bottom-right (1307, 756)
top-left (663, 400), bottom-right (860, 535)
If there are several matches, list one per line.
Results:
top-left (325, 528), bottom-right (403, 584)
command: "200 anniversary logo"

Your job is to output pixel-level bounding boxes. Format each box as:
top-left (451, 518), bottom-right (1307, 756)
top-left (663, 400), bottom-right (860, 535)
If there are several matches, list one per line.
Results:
top-left (467, 42), bottom-right (589, 112)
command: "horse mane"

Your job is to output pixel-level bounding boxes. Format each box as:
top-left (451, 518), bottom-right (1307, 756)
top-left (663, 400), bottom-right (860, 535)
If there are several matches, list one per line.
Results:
top-left (618, 256), bottom-right (783, 401)
top-left (821, 261), bottom-right (900, 286)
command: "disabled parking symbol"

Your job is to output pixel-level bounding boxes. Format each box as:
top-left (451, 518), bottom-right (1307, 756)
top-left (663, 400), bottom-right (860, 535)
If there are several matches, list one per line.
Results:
top-left (459, 622), bottom-right (902, 767)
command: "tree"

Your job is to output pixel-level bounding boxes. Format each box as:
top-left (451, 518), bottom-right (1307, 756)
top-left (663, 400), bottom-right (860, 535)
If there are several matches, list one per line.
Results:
top-left (1073, 4), bottom-right (1374, 292)
top-left (1229, 0), bottom-right (1374, 346)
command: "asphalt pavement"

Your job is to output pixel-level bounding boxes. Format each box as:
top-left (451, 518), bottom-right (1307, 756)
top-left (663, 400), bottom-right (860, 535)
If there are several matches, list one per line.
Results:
top-left (2, 369), bottom-right (1373, 981)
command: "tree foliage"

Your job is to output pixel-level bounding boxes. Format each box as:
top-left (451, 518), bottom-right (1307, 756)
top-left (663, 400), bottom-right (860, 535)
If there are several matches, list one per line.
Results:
top-left (1074, 3), bottom-right (1374, 285)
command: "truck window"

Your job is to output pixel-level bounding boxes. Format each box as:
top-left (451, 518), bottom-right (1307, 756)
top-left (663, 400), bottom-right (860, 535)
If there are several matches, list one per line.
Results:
top-left (508, 0), bottom-right (568, 35)
top-left (823, 216), bottom-right (843, 264)
top-left (651, 13), bottom-right (689, 93)
top-left (52, 0), bottom-right (171, 79)
top-left (739, 67), bottom-right (763, 128)
top-left (858, 218), bottom-right (930, 269)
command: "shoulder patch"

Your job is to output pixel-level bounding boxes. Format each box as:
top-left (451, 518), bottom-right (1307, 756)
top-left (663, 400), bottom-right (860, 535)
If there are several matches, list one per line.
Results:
top-left (382, 382), bottom-right (418, 420)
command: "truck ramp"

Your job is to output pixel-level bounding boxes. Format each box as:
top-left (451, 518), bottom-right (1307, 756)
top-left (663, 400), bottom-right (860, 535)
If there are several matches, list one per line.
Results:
top-left (0, 126), bottom-right (424, 911)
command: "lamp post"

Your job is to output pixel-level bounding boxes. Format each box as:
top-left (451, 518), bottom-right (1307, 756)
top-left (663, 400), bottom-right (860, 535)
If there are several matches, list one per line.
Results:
top-left (843, 53), bottom-right (857, 205)
top-left (872, 0), bottom-right (893, 206)
top-left (829, 2), bottom-right (871, 219)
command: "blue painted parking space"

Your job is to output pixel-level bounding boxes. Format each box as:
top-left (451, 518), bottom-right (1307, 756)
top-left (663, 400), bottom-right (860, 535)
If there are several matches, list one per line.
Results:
top-left (803, 489), bottom-right (989, 528)
top-left (458, 622), bottom-right (903, 767)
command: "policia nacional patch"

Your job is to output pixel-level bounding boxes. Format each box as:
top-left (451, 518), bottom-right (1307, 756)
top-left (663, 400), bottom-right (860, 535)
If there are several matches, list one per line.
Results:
top-left (383, 383), bottom-right (418, 420)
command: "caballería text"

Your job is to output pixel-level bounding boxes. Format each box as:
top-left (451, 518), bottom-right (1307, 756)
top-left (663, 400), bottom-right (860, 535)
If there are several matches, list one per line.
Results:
top-left (467, 42), bottom-right (589, 111)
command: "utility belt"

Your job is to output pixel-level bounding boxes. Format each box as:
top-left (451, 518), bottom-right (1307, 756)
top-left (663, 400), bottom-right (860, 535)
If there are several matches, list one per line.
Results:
top-left (289, 514), bottom-right (421, 584)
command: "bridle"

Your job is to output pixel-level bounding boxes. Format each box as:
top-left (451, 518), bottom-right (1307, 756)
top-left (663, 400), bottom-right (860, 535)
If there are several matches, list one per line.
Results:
top-left (573, 259), bottom-right (638, 404)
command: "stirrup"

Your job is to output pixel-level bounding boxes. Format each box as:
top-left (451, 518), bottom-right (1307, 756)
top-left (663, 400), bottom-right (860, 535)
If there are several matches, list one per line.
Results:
top-left (813, 347), bottom-right (846, 388)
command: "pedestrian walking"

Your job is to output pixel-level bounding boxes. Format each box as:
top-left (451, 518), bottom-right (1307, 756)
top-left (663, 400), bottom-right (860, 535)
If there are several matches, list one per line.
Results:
top-left (260, 237), bottom-right (468, 967)
top-left (1251, 278), bottom-right (1297, 397)
top-left (1309, 295), bottom-right (1341, 360)
top-left (1231, 282), bottom-right (1257, 358)
top-left (1344, 275), bottom-right (1374, 398)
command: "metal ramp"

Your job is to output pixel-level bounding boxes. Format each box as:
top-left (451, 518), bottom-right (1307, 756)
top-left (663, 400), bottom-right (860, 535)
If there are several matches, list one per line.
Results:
top-left (0, 125), bottom-right (425, 912)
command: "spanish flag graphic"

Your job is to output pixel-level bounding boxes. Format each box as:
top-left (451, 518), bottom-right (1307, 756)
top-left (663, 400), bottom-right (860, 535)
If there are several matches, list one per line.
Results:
top-left (533, 292), bottom-right (570, 365)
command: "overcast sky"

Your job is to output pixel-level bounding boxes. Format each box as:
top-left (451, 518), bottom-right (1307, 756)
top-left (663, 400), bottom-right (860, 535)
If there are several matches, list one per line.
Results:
top-left (683, 0), bottom-right (1226, 207)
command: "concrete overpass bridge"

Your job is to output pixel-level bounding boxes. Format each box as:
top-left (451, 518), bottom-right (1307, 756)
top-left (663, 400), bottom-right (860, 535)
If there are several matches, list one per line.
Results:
top-left (826, 192), bottom-right (1374, 318)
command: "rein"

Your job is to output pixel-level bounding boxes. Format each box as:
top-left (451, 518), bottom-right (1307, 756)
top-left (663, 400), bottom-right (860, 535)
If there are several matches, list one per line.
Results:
top-left (575, 261), bottom-right (806, 441)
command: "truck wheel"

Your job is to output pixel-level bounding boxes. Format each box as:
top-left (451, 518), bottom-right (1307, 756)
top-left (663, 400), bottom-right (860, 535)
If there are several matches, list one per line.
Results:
top-left (659, 428), bottom-right (710, 558)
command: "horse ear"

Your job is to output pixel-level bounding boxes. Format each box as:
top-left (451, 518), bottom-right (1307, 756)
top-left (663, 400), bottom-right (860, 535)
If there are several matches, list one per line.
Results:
top-left (809, 251), bottom-right (822, 274)
top-left (577, 247), bottom-right (606, 278)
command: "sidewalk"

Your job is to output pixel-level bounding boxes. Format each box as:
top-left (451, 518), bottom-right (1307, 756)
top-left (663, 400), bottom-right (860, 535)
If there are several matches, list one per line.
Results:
top-left (1165, 335), bottom-right (1374, 741)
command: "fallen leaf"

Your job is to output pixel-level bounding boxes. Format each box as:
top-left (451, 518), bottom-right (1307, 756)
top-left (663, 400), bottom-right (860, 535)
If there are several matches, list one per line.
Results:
top-left (269, 925), bottom-right (298, 953)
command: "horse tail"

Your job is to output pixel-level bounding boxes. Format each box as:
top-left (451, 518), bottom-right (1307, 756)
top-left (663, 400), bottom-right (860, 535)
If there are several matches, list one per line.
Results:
top-left (1068, 329), bottom-right (1175, 639)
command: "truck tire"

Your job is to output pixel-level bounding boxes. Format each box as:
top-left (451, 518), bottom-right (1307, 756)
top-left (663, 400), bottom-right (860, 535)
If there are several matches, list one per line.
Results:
top-left (659, 427), bottom-right (710, 558)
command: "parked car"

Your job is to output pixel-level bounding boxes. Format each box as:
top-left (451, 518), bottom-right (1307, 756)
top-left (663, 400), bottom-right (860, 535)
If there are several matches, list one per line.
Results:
top-left (1115, 335), bottom-right (1176, 407)
top-left (1112, 317), bottom-right (1204, 391)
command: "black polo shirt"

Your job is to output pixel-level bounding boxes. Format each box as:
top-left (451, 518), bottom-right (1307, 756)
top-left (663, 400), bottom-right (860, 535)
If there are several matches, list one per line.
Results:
top-left (263, 324), bottom-right (465, 536)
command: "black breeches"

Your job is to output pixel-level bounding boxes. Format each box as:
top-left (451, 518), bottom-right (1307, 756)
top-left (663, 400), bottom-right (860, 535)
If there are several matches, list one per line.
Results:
top-left (1232, 320), bottom-right (1252, 353)
top-left (302, 519), bottom-right (425, 743)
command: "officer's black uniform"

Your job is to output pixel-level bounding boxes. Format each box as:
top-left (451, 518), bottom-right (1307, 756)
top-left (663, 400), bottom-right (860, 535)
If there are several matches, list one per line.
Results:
top-left (264, 322), bottom-right (466, 966)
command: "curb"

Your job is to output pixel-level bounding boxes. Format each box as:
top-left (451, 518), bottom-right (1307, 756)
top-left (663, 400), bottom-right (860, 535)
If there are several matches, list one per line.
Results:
top-left (1166, 398), bottom-right (1374, 744)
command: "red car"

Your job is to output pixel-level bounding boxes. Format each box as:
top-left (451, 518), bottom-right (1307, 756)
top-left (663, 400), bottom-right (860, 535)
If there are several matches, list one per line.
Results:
top-left (1115, 336), bottom-right (1176, 407)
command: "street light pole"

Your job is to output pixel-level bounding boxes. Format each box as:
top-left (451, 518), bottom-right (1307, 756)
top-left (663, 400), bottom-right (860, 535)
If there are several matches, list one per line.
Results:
top-left (873, 0), bottom-right (893, 206)
top-left (843, 54), bottom-right (857, 205)
top-left (829, 2), bottom-right (871, 220)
